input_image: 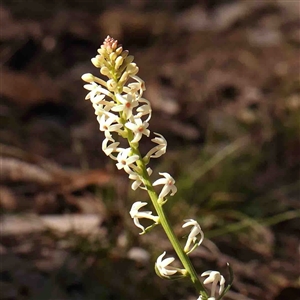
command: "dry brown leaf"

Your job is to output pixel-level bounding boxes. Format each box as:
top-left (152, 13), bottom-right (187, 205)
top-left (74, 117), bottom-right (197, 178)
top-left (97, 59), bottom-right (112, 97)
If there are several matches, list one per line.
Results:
top-left (0, 214), bottom-right (103, 236)
top-left (0, 145), bottom-right (113, 191)
top-left (0, 185), bottom-right (17, 211)
top-left (61, 169), bottom-right (113, 193)
top-left (0, 68), bottom-right (61, 106)
top-left (0, 157), bottom-right (56, 185)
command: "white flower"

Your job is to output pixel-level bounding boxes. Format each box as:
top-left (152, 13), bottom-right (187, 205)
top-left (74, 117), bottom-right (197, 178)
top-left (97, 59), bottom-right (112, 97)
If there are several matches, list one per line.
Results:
top-left (83, 82), bottom-right (99, 101)
top-left (153, 172), bottom-right (177, 199)
top-left (146, 133), bottom-right (167, 158)
top-left (136, 102), bottom-right (152, 122)
top-left (123, 75), bottom-right (146, 99)
top-left (91, 96), bottom-right (105, 112)
top-left (131, 75), bottom-right (146, 88)
top-left (155, 252), bottom-right (178, 277)
top-left (182, 219), bottom-right (204, 254)
top-left (129, 168), bottom-right (152, 190)
top-left (93, 99), bottom-right (114, 116)
top-left (112, 93), bottom-right (139, 119)
top-left (98, 114), bottom-right (123, 141)
top-left (90, 92), bottom-right (105, 104)
top-left (116, 148), bottom-right (139, 174)
top-left (83, 82), bottom-right (114, 102)
top-left (125, 118), bottom-right (150, 143)
top-left (201, 271), bottom-right (225, 298)
top-left (129, 201), bottom-right (159, 234)
top-left (134, 97), bottom-right (151, 122)
top-left (102, 138), bottom-right (119, 159)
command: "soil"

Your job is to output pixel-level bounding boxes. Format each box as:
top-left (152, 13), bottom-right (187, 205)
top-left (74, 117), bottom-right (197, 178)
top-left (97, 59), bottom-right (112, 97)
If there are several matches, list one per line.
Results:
top-left (0, 1), bottom-right (299, 300)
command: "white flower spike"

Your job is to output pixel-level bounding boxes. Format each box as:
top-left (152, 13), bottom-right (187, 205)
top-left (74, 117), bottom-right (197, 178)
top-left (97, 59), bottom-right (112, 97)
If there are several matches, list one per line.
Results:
top-left (82, 36), bottom-right (231, 300)
top-left (130, 201), bottom-right (159, 234)
top-left (201, 271), bottom-right (225, 298)
top-left (153, 172), bottom-right (177, 200)
top-left (182, 219), bottom-right (204, 254)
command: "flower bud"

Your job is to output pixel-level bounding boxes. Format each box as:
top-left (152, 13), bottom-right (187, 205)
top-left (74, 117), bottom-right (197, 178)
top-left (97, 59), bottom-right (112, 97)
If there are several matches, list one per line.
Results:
top-left (115, 56), bottom-right (124, 70)
top-left (91, 55), bottom-right (102, 68)
top-left (109, 52), bottom-right (117, 62)
top-left (125, 55), bottom-right (134, 64)
top-left (119, 71), bottom-right (129, 84)
top-left (106, 79), bottom-right (117, 91)
top-left (81, 73), bottom-right (95, 83)
top-left (127, 63), bottom-right (139, 75)
top-left (115, 46), bottom-right (123, 55)
top-left (121, 50), bottom-right (129, 59)
top-left (111, 39), bottom-right (118, 51)
top-left (97, 47), bottom-right (106, 56)
top-left (100, 66), bottom-right (110, 77)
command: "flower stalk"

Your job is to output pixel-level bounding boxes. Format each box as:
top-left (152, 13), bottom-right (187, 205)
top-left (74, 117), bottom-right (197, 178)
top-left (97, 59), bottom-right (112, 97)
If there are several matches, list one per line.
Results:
top-left (82, 36), bottom-right (231, 300)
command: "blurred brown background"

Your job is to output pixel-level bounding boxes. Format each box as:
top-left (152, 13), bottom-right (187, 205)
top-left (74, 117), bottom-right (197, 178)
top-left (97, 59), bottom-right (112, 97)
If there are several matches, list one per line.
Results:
top-left (0, 1), bottom-right (299, 300)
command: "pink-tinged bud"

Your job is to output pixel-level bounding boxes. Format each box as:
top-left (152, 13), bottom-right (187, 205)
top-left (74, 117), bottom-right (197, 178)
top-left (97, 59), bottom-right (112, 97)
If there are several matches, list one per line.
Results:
top-left (103, 35), bottom-right (119, 53)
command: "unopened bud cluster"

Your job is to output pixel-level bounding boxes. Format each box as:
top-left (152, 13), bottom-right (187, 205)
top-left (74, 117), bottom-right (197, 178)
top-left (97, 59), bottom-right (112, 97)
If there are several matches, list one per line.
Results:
top-left (82, 36), bottom-right (227, 300)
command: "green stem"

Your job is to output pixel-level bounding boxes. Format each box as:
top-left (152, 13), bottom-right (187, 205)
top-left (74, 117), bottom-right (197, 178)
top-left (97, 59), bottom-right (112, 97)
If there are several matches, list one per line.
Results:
top-left (129, 139), bottom-right (207, 296)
